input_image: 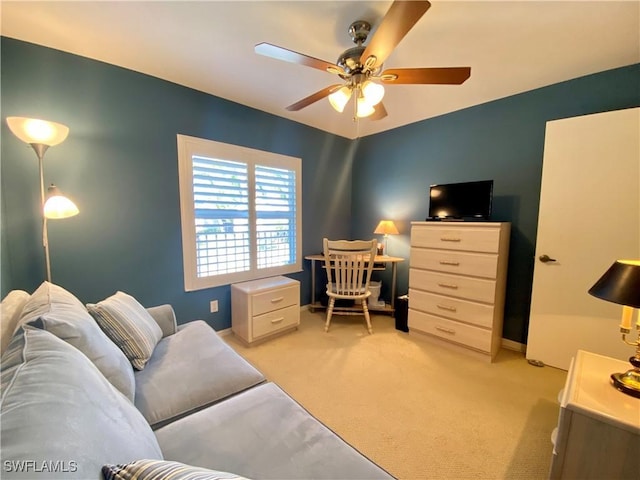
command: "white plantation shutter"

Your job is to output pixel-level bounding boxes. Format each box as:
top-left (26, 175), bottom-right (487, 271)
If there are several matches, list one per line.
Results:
top-left (178, 135), bottom-right (302, 290)
top-left (255, 165), bottom-right (297, 269)
top-left (193, 157), bottom-right (249, 277)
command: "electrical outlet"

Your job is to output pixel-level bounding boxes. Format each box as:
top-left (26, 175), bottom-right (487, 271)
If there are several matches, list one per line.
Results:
top-left (209, 300), bottom-right (218, 313)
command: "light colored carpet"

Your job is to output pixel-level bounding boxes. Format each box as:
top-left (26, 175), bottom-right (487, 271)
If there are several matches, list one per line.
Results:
top-left (225, 309), bottom-right (567, 480)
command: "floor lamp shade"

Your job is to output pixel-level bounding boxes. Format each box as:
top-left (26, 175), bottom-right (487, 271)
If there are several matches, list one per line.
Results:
top-left (6, 117), bottom-right (69, 146)
top-left (44, 185), bottom-right (79, 219)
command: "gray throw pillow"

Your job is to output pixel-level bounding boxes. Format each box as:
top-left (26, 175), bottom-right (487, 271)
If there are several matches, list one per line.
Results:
top-left (0, 324), bottom-right (163, 479)
top-left (102, 459), bottom-right (249, 480)
top-left (87, 291), bottom-right (162, 370)
top-left (0, 290), bottom-right (30, 356)
top-left (15, 281), bottom-right (135, 400)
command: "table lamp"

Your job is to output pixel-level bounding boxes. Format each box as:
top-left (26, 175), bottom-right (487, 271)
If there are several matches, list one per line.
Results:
top-left (373, 220), bottom-right (398, 256)
top-left (588, 259), bottom-right (640, 398)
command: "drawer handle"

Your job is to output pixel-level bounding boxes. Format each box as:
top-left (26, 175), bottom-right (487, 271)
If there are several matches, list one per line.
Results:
top-left (440, 237), bottom-right (461, 242)
top-left (437, 304), bottom-right (457, 312)
top-left (436, 326), bottom-right (456, 335)
top-left (270, 297), bottom-right (284, 304)
top-left (437, 283), bottom-right (459, 289)
top-left (271, 317), bottom-right (284, 324)
top-left (439, 260), bottom-right (460, 266)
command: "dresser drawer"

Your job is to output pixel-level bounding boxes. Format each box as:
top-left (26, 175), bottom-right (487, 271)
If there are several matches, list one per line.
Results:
top-left (409, 289), bottom-right (495, 329)
top-left (409, 269), bottom-right (496, 304)
top-left (410, 248), bottom-right (498, 278)
top-left (411, 225), bottom-right (500, 253)
top-left (408, 309), bottom-right (492, 352)
top-left (252, 285), bottom-right (298, 316)
top-left (253, 304), bottom-right (299, 339)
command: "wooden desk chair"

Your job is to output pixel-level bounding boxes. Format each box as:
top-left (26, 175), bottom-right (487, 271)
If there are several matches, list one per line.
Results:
top-left (322, 238), bottom-right (378, 334)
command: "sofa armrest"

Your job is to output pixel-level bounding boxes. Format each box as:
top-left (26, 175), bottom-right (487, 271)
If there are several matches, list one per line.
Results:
top-left (146, 304), bottom-right (177, 338)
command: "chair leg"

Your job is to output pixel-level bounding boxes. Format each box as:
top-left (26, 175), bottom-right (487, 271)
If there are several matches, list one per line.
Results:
top-left (325, 298), bottom-right (335, 332)
top-left (362, 300), bottom-right (373, 334)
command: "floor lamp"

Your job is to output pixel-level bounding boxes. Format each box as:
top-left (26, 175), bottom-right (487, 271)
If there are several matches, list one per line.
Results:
top-left (6, 117), bottom-right (79, 282)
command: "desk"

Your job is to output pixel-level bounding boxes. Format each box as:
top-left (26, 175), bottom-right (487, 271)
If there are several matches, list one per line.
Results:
top-left (305, 254), bottom-right (404, 315)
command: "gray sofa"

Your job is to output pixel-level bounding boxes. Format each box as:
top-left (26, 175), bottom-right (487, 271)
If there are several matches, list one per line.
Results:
top-left (0, 282), bottom-right (392, 480)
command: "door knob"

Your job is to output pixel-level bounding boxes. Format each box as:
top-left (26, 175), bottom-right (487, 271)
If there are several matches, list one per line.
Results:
top-left (539, 254), bottom-right (557, 263)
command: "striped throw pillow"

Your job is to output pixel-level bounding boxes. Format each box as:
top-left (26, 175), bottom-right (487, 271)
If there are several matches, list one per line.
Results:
top-left (102, 459), bottom-right (249, 480)
top-left (88, 292), bottom-right (162, 370)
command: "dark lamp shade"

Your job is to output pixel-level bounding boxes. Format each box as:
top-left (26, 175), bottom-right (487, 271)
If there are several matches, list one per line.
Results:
top-left (588, 260), bottom-right (640, 308)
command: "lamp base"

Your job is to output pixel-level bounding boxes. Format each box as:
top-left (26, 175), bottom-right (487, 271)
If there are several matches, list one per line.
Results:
top-left (610, 359), bottom-right (640, 398)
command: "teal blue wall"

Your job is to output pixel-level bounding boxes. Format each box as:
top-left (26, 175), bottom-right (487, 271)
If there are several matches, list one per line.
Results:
top-left (351, 64), bottom-right (640, 343)
top-left (2, 37), bottom-right (638, 342)
top-left (0, 38), bottom-right (353, 329)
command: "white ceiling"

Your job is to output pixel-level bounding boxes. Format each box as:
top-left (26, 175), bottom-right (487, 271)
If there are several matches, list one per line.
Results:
top-left (1, 1), bottom-right (638, 139)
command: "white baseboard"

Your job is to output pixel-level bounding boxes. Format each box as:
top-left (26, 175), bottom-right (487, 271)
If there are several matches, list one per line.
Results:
top-left (501, 338), bottom-right (526, 353)
top-left (217, 327), bottom-right (232, 337)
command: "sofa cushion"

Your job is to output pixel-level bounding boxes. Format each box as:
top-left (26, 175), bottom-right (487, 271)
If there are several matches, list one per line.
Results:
top-left (0, 290), bottom-right (29, 356)
top-left (0, 324), bottom-right (163, 479)
top-left (154, 382), bottom-right (393, 480)
top-left (14, 281), bottom-right (135, 400)
top-left (102, 459), bottom-right (248, 480)
top-left (87, 291), bottom-right (163, 370)
top-left (134, 320), bottom-right (265, 428)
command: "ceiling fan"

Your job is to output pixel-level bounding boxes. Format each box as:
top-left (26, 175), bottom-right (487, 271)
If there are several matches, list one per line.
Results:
top-left (255, 0), bottom-right (470, 121)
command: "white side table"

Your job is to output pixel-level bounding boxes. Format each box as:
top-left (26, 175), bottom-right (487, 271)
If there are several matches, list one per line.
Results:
top-left (231, 276), bottom-right (300, 346)
top-left (550, 349), bottom-right (640, 479)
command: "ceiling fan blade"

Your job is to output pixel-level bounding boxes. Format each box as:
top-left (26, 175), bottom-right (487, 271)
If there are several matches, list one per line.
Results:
top-left (255, 43), bottom-right (345, 76)
top-left (380, 67), bottom-right (471, 85)
top-left (286, 84), bottom-right (343, 112)
top-left (369, 102), bottom-right (388, 121)
top-left (360, 0), bottom-right (431, 70)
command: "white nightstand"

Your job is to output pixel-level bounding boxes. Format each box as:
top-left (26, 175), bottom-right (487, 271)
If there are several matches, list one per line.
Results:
top-left (231, 276), bottom-right (300, 346)
top-left (550, 349), bottom-right (640, 479)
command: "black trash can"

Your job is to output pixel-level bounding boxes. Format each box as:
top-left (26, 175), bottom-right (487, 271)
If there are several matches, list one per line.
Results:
top-left (395, 295), bottom-right (409, 332)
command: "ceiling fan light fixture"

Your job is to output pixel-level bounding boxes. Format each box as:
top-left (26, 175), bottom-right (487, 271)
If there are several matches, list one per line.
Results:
top-left (328, 86), bottom-right (352, 113)
top-left (356, 97), bottom-right (375, 118)
top-left (362, 81), bottom-right (385, 106)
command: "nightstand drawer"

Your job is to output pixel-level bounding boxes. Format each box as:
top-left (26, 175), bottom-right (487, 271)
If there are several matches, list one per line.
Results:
top-left (408, 309), bottom-right (491, 352)
top-left (410, 248), bottom-right (498, 278)
top-left (411, 225), bottom-right (500, 253)
top-left (409, 289), bottom-right (495, 329)
top-left (252, 285), bottom-right (298, 316)
top-left (409, 269), bottom-right (496, 304)
top-left (252, 304), bottom-right (299, 339)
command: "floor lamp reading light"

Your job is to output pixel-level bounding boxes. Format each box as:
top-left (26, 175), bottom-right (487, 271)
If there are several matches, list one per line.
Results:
top-left (588, 259), bottom-right (640, 398)
top-left (6, 117), bottom-right (79, 282)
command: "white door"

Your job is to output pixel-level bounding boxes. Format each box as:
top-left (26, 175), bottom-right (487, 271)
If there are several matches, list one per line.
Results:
top-left (526, 108), bottom-right (640, 370)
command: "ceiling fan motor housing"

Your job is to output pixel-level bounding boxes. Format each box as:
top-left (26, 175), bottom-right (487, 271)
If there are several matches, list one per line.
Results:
top-left (337, 46), bottom-right (366, 75)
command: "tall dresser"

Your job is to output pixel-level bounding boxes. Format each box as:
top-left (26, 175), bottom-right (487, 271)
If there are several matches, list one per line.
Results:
top-left (408, 222), bottom-right (510, 361)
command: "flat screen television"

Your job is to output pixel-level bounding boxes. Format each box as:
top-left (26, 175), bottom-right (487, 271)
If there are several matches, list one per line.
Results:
top-left (428, 180), bottom-right (493, 220)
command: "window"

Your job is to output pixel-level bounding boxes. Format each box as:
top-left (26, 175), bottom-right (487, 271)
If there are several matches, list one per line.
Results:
top-left (177, 135), bottom-right (302, 290)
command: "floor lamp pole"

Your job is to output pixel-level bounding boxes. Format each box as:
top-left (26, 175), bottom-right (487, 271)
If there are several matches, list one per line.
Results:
top-left (33, 143), bottom-right (52, 282)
